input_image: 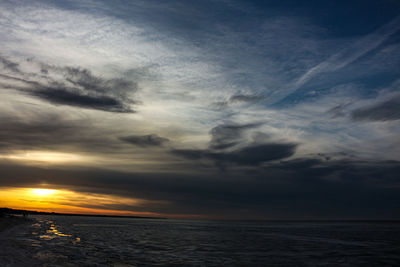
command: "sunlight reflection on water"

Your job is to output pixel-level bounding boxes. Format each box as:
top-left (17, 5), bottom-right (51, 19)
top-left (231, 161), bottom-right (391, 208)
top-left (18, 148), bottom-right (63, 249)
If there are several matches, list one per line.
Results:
top-left (15, 216), bottom-right (400, 266)
top-left (40, 223), bottom-right (72, 239)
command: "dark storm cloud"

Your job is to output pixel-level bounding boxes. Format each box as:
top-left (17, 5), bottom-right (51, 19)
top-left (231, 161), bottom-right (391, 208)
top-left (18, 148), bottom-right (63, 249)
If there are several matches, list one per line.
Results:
top-left (210, 95), bottom-right (264, 110)
top-left (327, 101), bottom-right (352, 118)
top-left (0, 56), bottom-right (20, 73)
top-left (29, 66), bottom-right (137, 113)
top-left (210, 101), bottom-right (229, 110)
top-left (351, 95), bottom-right (400, 121)
top-left (119, 134), bottom-right (169, 147)
top-left (0, 113), bottom-right (78, 150)
top-left (0, 157), bottom-right (399, 218)
top-left (0, 57), bottom-right (138, 113)
top-left (171, 122), bottom-right (295, 167)
top-left (209, 123), bottom-right (261, 150)
top-left (0, 0), bottom-right (399, 221)
top-left (0, 73), bottom-right (41, 88)
top-left (172, 143), bottom-right (297, 166)
top-left (62, 67), bottom-right (136, 96)
top-left (0, 112), bottom-right (122, 153)
top-left (229, 94), bottom-right (264, 104)
top-left (31, 86), bottom-right (134, 113)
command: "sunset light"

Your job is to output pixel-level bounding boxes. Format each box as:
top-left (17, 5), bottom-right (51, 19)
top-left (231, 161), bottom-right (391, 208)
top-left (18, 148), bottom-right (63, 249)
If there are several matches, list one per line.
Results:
top-left (31, 188), bottom-right (57, 197)
top-left (0, 187), bottom-right (163, 217)
top-left (0, 0), bottom-right (399, 265)
top-left (1, 151), bottom-right (91, 164)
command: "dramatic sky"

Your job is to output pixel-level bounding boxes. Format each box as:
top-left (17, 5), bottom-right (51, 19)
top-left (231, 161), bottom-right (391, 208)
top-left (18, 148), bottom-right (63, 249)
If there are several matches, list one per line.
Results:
top-left (0, 0), bottom-right (400, 219)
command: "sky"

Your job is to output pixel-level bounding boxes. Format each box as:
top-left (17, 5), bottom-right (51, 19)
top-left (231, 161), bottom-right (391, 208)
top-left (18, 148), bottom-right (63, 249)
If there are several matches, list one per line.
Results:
top-left (0, 0), bottom-right (399, 219)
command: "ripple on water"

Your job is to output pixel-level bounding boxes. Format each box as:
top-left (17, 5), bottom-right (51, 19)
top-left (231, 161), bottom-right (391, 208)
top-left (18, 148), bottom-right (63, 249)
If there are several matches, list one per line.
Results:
top-left (24, 216), bottom-right (400, 266)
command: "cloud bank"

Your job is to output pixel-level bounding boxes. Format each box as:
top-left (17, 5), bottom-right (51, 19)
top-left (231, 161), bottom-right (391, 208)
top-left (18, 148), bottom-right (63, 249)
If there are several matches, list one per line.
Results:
top-left (0, 0), bottom-right (399, 219)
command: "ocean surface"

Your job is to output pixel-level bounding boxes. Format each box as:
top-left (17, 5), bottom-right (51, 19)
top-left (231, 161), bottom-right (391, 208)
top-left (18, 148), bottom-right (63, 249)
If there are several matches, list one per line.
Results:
top-left (1, 215), bottom-right (400, 266)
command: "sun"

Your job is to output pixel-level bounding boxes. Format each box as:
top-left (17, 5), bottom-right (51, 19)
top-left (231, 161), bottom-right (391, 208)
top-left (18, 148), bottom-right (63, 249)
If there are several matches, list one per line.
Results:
top-left (31, 188), bottom-right (57, 197)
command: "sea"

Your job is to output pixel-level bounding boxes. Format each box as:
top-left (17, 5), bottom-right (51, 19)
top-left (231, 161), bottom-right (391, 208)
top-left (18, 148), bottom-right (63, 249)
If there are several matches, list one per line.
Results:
top-left (1, 215), bottom-right (400, 266)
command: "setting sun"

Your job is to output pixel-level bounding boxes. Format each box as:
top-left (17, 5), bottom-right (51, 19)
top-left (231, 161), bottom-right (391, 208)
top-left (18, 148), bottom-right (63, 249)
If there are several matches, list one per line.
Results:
top-left (0, 187), bottom-right (162, 217)
top-left (31, 188), bottom-right (57, 197)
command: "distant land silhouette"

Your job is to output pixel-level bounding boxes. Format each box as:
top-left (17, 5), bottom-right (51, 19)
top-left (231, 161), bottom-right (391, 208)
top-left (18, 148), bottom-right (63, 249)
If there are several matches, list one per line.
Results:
top-left (0, 207), bottom-right (166, 219)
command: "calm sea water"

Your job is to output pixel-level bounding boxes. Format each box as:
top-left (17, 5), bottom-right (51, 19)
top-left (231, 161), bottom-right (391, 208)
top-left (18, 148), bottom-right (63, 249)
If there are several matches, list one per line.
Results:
top-left (4, 215), bottom-right (400, 266)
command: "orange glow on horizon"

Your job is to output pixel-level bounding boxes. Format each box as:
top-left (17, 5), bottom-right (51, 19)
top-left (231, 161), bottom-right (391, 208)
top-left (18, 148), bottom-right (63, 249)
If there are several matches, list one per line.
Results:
top-left (0, 187), bottom-right (165, 218)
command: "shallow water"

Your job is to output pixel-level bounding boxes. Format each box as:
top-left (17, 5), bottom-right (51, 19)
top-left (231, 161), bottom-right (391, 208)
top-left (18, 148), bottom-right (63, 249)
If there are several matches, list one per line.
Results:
top-left (2, 216), bottom-right (400, 266)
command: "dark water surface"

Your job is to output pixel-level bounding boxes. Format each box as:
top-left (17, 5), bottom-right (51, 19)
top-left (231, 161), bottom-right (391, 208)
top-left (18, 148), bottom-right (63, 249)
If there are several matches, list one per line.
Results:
top-left (9, 216), bottom-right (400, 266)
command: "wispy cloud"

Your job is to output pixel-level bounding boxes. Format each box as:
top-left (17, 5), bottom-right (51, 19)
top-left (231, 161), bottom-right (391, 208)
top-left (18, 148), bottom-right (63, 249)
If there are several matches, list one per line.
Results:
top-left (172, 142), bottom-right (297, 167)
top-left (0, 57), bottom-right (138, 112)
top-left (0, 0), bottom-right (399, 218)
top-left (268, 15), bottom-right (400, 104)
top-left (119, 134), bottom-right (169, 147)
top-left (296, 16), bottom-right (400, 87)
top-left (351, 94), bottom-right (400, 121)
top-left (209, 122), bottom-right (262, 150)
